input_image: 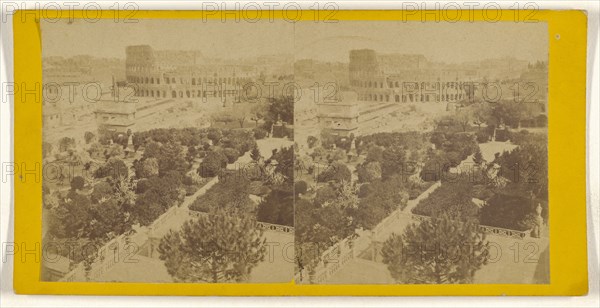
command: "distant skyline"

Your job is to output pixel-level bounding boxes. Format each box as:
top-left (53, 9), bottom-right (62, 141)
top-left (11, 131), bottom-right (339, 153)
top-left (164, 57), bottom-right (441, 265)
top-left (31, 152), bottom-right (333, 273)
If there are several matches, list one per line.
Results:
top-left (295, 21), bottom-right (547, 64)
top-left (42, 19), bottom-right (547, 65)
top-left (41, 19), bottom-right (295, 60)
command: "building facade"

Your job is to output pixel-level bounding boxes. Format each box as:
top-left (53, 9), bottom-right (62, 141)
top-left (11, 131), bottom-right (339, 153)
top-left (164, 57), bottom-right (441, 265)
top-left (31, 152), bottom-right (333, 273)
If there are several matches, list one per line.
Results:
top-left (317, 91), bottom-right (360, 136)
top-left (42, 83), bottom-right (99, 129)
top-left (348, 49), bottom-right (475, 104)
top-left (125, 45), bottom-right (258, 101)
top-left (94, 100), bottom-right (136, 134)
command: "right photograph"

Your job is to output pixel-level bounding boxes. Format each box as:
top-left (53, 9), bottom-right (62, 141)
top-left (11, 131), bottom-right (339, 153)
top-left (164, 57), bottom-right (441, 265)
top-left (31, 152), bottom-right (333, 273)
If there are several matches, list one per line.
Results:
top-left (294, 21), bottom-right (549, 284)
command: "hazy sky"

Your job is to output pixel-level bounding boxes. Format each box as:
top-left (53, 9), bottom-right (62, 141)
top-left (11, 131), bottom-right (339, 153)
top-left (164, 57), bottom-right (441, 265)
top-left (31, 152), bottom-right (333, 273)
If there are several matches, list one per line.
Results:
top-left (41, 18), bottom-right (295, 59)
top-left (42, 19), bottom-right (547, 64)
top-left (296, 21), bottom-right (548, 63)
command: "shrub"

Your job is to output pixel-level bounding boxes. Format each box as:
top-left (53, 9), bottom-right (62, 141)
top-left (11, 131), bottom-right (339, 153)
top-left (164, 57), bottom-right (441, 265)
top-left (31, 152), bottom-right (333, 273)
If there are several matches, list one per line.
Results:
top-left (476, 130), bottom-right (490, 143)
top-left (480, 193), bottom-right (533, 231)
top-left (256, 187), bottom-right (294, 226)
top-left (294, 180), bottom-right (308, 195)
top-left (84, 131), bottom-right (96, 144)
top-left (43, 142), bottom-right (54, 158)
top-left (495, 129), bottom-right (510, 142)
top-left (70, 176), bottom-right (85, 191)
top-left (317, 161), bottom-right (351, 183)
top-left (356, 161), bottom-right (382, 183)
top-left (58, 137), bottom-right (76, 152)
top-left (411, 177), bottom-right (479, 220)
top-left (420, 155), bottom-right (450, 182)
top-left (136, 178), bottom-right (150, 194)
top-left (94, 158), bottom-right (129, 180)
top-left (184, 184), bottom-right (199, 196)
top-left (307, 136), bottom-right (318, 148)
top-left (198, 151), bottom-right (227, 178)
top-left (253, 127), bottom-right (268, 140)
top-left (314, 184), bottom-right (338, 206)
top-left (222, 147), bottom-right (240, 164)
top-left (207, 128), bottom-right (223, 145)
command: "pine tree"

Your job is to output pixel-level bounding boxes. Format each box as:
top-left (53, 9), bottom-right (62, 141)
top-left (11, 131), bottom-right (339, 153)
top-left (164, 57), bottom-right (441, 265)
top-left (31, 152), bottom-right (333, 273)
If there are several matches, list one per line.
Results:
top-left (158, 208), bottom-right (266, 283)
top-left (381, 213), bottom-right (488, 284)
top-left (473, 148), bottom-right (484, 165)
top-left (250, 145), bottom-right (262, 162)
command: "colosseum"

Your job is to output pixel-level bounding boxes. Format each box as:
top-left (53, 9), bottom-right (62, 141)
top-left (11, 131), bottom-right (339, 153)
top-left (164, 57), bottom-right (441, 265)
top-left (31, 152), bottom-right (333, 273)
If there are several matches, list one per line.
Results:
top-left (348, 49), bottom-right (476, 104)
top-left (125, 45), bottom-right (258, 101)
top-left (315, 49), bottom-right (484, 136)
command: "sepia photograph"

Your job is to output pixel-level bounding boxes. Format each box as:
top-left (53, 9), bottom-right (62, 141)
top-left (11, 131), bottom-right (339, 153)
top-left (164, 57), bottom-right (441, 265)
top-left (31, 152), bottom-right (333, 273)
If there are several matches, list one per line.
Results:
top-left (294, 21), bottom-right (549, 284)
top-left (37, 15), bottom-right (552, 286)
top-left (2, 0), bottom-right (596, 304)
top-left (40, 18), bottom-right (295, 283)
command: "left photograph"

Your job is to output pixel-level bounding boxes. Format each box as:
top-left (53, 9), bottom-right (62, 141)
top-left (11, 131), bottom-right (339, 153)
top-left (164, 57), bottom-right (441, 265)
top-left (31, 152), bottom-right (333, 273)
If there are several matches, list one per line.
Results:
top-left (40, 18), bottom-right (295, 283)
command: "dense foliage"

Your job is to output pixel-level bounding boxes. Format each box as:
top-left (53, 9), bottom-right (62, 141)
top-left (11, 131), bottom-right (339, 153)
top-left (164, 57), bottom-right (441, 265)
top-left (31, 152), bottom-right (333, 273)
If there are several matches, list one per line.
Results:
top-left (189, 176), bottom-right (253, 214)
top-left (411, 176), bottom-right (480, 220)
top-left (352, 177), bottom-right (409, 229)
top-left (256, 186), bottom-right (294, 226)
top-left (44, 126), bottom-right (259, 271)
top-left (420, 118), bottom-right (479, 182)
top-left (316, 161), bottom-right (351, 183)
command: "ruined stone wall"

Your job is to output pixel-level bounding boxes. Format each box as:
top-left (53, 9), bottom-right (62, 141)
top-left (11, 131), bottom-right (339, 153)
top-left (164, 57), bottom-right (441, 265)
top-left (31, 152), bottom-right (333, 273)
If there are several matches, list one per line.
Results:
top-left (348, 49), bottom-right (468, 104)
top-left (125, 45), bottom-right (256, 101)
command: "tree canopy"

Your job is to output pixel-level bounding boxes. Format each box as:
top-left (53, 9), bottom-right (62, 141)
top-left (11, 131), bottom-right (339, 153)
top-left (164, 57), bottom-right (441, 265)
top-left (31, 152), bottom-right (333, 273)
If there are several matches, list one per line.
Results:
top-left (317, 161), bottom-right (351, 183)
top-left (158, 209), bottom-right (266, 283)
top-left (382, 214), bottom-right (488, 284)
